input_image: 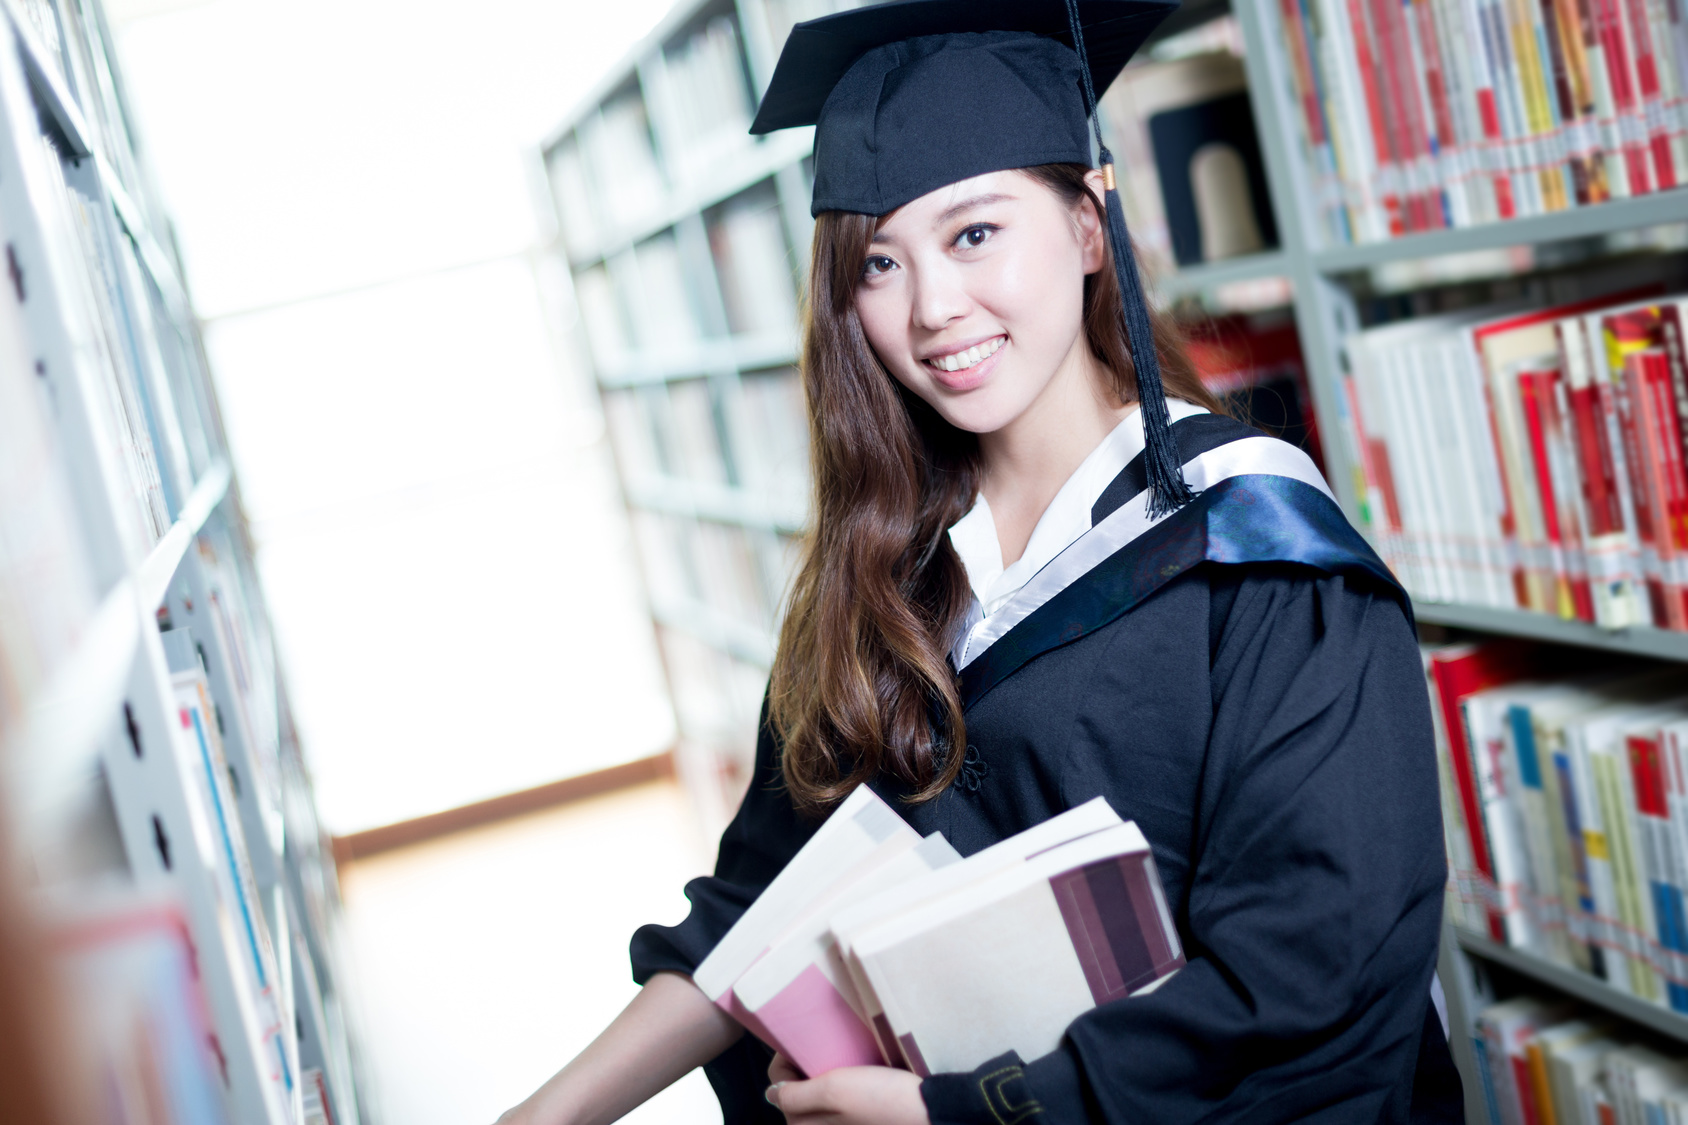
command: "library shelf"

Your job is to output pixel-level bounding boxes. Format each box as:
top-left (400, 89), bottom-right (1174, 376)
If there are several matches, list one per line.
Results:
top-left (596, 328), bottom-right (798, 387)
top-left (651, 594), bottom-right (776, 667)
top-left (136, 458), bottom-right (231, 612)
top-left (624, 474), bottom-right (805, 533)
top-left (567, 128), bottom-right (814, 269)
top-left (1310, 189), bottom-right (1688, 274)
top-left (7, 578), bottom-right (138, 810)
top-left (1152, 249), bottom-right (1291, 300)
top-left (1413, 601), bottom-right (1688, 663)
top-left (0, 0), bottom-right (89, 158)
top-left (96, 153), bottom-right (192, 319)
top-left (1453, 929), bottom-right (1688, 1045)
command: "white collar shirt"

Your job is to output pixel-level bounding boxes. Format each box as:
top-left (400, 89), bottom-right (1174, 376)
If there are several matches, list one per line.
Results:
top-left (946, 399), bottom-right (1209, 653)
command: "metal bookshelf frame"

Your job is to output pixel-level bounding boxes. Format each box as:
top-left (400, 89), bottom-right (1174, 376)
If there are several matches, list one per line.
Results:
top-left (0, 2), bottom-right (363, 1122)
top-left (542, 0), bottom-right (1688, 1113)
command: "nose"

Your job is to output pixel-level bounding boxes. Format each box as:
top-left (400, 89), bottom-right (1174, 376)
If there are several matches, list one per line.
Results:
top-left (908, 259), bottom-right (970, 333)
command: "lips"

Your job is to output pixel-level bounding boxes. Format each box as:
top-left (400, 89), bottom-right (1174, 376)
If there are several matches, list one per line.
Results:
top-left (923, 335), bottom-right (1005, 373)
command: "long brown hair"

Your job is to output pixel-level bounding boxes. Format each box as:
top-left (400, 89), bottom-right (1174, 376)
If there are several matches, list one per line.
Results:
top-left (769, 162), bottom-right (1221, 811)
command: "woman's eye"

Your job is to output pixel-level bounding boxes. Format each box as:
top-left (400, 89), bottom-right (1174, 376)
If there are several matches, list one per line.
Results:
top-left (956, 224), bottom-right (996, 249)
top-left (863, 255), bottom-right (897, 277)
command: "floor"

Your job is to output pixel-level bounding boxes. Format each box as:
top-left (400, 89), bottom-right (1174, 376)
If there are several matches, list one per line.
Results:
top-left (335, 779), bottom-right (726, 1125)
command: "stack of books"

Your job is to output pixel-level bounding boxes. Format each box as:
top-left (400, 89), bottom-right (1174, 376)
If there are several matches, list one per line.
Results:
top-left (1337, 284), bottom-right (1688, 630)
top-left (694, 789), bottom-right (1183, 1078)
top-left (1426, 640), bottom-right (1688, 1009)
top-left (1274, 0), bottom-right (1688, 244)
top-left (1472, 992), bottom-right (1688, 1124)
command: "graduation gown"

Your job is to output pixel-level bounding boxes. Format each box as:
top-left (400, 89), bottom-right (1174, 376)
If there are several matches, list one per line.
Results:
top-left (630, 416), bottom-right (1462, 1124)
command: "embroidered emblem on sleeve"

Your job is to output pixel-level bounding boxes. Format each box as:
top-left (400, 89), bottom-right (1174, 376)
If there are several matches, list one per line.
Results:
top-left (978, 1064), bottom-right (1043, 1124)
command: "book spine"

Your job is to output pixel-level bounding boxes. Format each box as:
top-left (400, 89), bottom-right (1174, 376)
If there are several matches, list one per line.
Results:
top-left (1541, 0), bottom-right (1592, 203)
top-left (1466, 0), bottom-right (1525, 216)
top-left (1597, 741), bottom-right (1663, 1001)
top-left (1316, 0), bottom-right (1392, 238)
top-left (1571, 726), bottom-right (1635, 993)
top-left (1281, 0), bottom-right (1351, 243)
top-left (1638, 350), bottom-right (1688, 628)
top-left (1543, 371), bottom-right (1599, 620)
top-left (1432, 655), bottom-right (1509, 940)
top-left (1413, 0), bottom-right (1464, 224)
top-left (1354, 0), bottom-right (1411, 232)
top-left (1507, 704), bottom-right (1573, 960)
top-left (1519, 369), bottom-right (1582, 618)
top-left (1628, 731), bottom-right (1688, 1010)
top-left (1560, 318), bottom-right (1646, 627)
top-left (1608, 316), bottom-right (1673, 626)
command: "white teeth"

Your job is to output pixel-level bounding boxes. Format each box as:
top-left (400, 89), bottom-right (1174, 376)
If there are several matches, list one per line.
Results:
top-left (930, 337), bottom-right (1004, 373)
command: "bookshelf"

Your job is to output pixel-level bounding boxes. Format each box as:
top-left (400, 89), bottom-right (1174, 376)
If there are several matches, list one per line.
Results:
top-left (540, 0), bottom-right (1688, 1114)
top-left (0, 1), bottom-right (363, 1122)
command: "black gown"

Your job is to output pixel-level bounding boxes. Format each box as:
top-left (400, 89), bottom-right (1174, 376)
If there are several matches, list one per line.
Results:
top-left (631, 417), bottom-right (1463, 1124)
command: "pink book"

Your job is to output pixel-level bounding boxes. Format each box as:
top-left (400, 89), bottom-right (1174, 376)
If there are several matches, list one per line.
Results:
top-left (691, 785), bottom-right (923, 1047)
top-left (734, 834), bottom-right (962, 1076)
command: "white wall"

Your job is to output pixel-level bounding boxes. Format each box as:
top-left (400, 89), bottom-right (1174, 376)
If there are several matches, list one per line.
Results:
top-left (108, 0), bottom-right (680, 833)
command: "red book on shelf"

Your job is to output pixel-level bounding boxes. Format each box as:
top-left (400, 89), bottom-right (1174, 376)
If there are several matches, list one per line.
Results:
top-left (1347, 0), bottom-right (1407, 233)
top-left (1428, 642), bottom-right (1542, 941)
top-left (1630, 349), bottom-right (1688, 628)
top-left (1517, 367), bottom-right (1597, 620)
top-left (1591, 0), bottom-right (1652, 193)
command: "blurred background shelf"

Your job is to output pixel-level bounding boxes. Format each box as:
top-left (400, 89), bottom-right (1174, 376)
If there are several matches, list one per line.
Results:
top-left (1454, 930), bottom-right (1688, 1046)
top-left (1312, 190), bottom-right (1688, 274)
top-left (1413, 602), bottom-right (1688, 663)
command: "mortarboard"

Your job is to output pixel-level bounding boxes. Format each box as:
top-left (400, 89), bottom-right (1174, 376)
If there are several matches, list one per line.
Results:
top-left (750, 0), bottom-right (1194, 516)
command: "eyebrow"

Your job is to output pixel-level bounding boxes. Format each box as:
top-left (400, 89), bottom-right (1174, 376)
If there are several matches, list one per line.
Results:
top-left (936, 192), bottom-right (1015, 224)
top-left (869, 192), bottom-right (1017, 243)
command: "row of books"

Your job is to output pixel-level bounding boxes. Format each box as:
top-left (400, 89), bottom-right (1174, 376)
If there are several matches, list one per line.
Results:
top-left (574, 194), bottom-right (799, 362)
top-left (633, 508), bottom-right (786, 635)
top-left (1473, 990), bottom-right (1688, 1125)
top-left (697, 789), bottom-right (1182, 1079)
top-left (1427, 640), bottom-right (1688, 1011)
top-left (660, 16), bottom-right (757, 182)
top-left (1337, 276), bottom-right (1688, 629)
top-left (601, 368), bottom-right (810, 498)
top-left (548, 10), bottom-right (765, 256)
top-left (1274, 0), bottom-right (1688, 245)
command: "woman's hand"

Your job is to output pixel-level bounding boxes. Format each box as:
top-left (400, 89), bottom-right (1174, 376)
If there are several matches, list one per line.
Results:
top-left (764, 1052), bottom-right (929, 1125)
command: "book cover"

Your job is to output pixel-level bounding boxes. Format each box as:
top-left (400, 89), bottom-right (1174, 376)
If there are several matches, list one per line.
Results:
top-left (854, 822), bottom-right (1183, 1078)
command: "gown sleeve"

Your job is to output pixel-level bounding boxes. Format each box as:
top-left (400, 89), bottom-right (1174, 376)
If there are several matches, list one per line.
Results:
top-left (629, 701), bottom-right (821, 983)
top-left (920, 566), bottom-right (1449, 1125)
top-left (628, 702), bottom-right (818, 1125)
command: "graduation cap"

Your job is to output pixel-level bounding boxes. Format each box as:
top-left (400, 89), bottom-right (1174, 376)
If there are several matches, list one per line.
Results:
top-left (751, 0), bottom-right (1194, 516)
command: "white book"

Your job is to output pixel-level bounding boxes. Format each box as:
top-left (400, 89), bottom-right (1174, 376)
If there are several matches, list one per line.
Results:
top-left (693, 785), bottom-right (922, 1037)
top-left (829, 797), bottom-right (1123, 1065)
top-left (852, 821), bottom-right (1182, 1077)
top-left (734, 832), bottom-right (961, 1076)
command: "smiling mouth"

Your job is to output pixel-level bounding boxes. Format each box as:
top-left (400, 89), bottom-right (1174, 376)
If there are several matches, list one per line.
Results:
top-left (924, 335), bottom-right (1006, 373)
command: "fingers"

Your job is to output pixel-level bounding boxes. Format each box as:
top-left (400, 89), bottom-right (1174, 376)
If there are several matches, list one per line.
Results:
top-left (768, 1051), bottom-right (803, 1085)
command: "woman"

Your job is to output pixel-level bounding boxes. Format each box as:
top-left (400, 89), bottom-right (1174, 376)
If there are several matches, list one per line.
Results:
top-left (500, 2), bottom-right (1458, 1122)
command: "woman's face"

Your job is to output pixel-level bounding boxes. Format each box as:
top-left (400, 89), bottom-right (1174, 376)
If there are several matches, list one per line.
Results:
top-left (853, 170), bottom-right (1105, 435)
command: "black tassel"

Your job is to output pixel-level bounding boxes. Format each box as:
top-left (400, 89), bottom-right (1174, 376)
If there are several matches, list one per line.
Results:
top-left (1099, 166), bottom-right (1193, 517)
top-left (1063, 0), bottom-right (1193, 518)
